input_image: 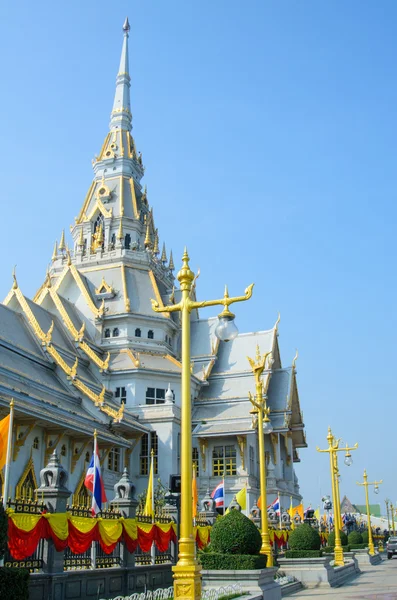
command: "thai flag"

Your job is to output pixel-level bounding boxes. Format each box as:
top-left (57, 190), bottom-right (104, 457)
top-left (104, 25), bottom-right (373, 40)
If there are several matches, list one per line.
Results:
top-left (267, 496), bottom-right (280, 515)
top-left (84, 434), bottom-right (107, 516)
top-left (211, 482), bottom-right (224, 508)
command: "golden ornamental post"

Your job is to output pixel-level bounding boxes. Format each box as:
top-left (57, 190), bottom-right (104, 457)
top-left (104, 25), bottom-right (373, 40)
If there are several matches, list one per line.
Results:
top-left (151, 248), bottom-right (253, 600)
top-left (357, 470), bottom-right (382, 556)
top-left (247, 346), bottom-right (274, 567)
top-left (391, 503), bottom-right (396, 536)
top-left (385, 499), bottom-right (391, 533)
top-left (317, 428), bottom-right (358, 567)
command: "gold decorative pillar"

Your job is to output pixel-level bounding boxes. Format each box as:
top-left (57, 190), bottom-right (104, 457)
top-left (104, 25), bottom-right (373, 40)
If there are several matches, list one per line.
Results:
top-left (357, 471), bottom-right (382, 555)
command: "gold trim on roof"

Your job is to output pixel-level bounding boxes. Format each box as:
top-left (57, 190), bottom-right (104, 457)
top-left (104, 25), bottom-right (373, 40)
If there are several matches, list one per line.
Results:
top-left (148, 270), bottom-right (169, 318)
top-left (70, 265), bottom-right (105, 319)
top-left (121, 265), bottom-right (131, 312)
top-left (95, 278), bottom-right (114, 295)
top-left (119, 176), bottom-right (124, 216)
top-left (13, 422), bottom-right (35, 461)
top-left (164, 354), bottom-right (182, 369)
top-left (85, 197), bottom-right (112, 222)
top-left (129, 178), bottom-right (139, 218)
top-left (121, 348), bottom-right (140, 367)
top-left (71, 439), bottom-right (90, 474)
top-left (76, 181), bottom-right (96, 225)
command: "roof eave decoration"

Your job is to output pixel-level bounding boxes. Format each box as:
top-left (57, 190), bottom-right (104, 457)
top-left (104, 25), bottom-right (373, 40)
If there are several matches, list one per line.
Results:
top-left (148, 270), bottom-right (170, 318)
top-left (9, 279), bottom-right (120, 421)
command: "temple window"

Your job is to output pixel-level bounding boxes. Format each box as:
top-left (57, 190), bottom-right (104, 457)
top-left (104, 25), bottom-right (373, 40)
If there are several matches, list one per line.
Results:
top-left (140, 432), bottom-right (158, 475)
top-left (33, 437), bottom-right (40, 450)
top-left (115, 386), bottom-right (127, 404)
top-left (146, 387), bottom-right (165, 405)
top-left (92, 213), bottom-right (105, 250)
top-left (193, 448), bottom-right (199, 476)
top-left (112, 327), bottom-right (119, 337)
top-left (148, 330), bottom-right (154, 339)
top-left (212, 445), bottom-right (236, 477)
top-left (108, 447), bottom-right (121, 472)
top-left (85, 451), bottom-right (90, 463)
top-left (61, 444), bottom-right (67, 457)
top-left (110, 233), bottom-right (116, 249)
top-left (104, 328), bottom-right (110, 338)
top-left (135, 328), bottom-right (141, 337)
top-left (125, 233), bottom-right (131, 249)
top-left (16, 458), bottom-right (38, 500)
top-left (73, 471), bottom-right (90, 507)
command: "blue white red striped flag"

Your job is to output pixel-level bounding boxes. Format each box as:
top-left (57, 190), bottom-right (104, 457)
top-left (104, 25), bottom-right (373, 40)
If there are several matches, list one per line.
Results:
top-left (211, 481), bottom-right (224, 508)
top-left (267, 496), bottom-right (280, 515)
top-left (84, 432), bottom-right (107, 515)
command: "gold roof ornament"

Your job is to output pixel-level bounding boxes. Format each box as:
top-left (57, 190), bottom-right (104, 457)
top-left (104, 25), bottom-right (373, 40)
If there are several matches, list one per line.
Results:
top-left (59, 229), bottom-right (66, 251)
top-left (95, 277), bottom-right (114, 295)
top-left (169, 250), bottom-right (175, 271)
top-left (117, 220), bottom-right (124, 240)
top-left (52, 241), bottom-right (58, 261)
top-left (161, 243), bottom-right (167, 263)
top-left (66, 246), bottom-right (72, 266)
top-left (45, 268), bottom-right (52, 288)
top-left (12, 265), bottom-right (18, 289)
top-left (273, 312), bottom-right (281, 333)
top-left (292, 349), bottom-right (299, 369)
top-left (77, 228), bottom-right (84, 247)
top-left (144, 222), bottom-right (152, 249)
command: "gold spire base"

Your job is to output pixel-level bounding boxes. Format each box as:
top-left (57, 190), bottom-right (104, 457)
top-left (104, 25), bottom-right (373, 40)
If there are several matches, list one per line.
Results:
top-left (173, 560), bottom-right (202, 600)
top-left (333, 545), bottom-right (344, 567)
top-left (260, 534), bottom-right (274, 567)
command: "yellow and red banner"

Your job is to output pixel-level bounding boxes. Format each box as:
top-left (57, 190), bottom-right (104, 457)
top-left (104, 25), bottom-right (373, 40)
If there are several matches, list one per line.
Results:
top-left (0, 413), bottom-right (10, 471)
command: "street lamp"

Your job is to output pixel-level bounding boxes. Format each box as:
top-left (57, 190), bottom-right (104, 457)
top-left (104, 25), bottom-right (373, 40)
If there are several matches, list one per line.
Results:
top-left (317, 428), bottom-right (358, 566)
top-left (391, 503), bottom-right (395, 535)
top-left (151, 248), bottom-right (253, 600)
top-left (356, 470), bottom-right (383, 556)
top-left (247, 346), bottom-right (274, 566)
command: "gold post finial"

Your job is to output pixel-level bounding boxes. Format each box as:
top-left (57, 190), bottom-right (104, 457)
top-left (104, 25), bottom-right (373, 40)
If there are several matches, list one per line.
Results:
top-left (94, 429), bottom-right (97, 439)
top-left (10, 398), bottom-right (14, 408)
top-left (150, 448), bottom-right (154, 457)
top-left (52, 241), bottom-right (58, 261)
top-left (153, 231), bottom-right (159, 255)
top-left (59, 229), bottom-right (66, 251)
top-left (12, 265), bottom-right (18, 289)
top-left (292, 349), bottom-right (299, 368)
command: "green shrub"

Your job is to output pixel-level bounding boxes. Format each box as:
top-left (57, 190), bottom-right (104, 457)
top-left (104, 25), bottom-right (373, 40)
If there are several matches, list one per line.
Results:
top-left (361, 531), bottom-right (369, 544)
top-left (210, 510), bottom-right (261, 555)
top-left (322, 545), bottom-right (350, 553)
top-left (0, 568), bottom-right (29, 600)
top-left (288, 524), bottom-right (321, 551)
top-left (328, 530), bottom-right (348, 547)
top-left (199, 552), bottom-right (267, 570)
top-left (284, 550), bottom-right (323, 558)
top-left (349, 543), bottom-right (368, 550)
top-left (0, 503), bottom-right (7, 560)
top-left (348, 531), bottom-right (363, 545)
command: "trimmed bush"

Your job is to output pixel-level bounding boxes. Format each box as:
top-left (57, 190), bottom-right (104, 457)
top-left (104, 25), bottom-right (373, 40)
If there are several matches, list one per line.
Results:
top-left (0, 568), bottom-right (29, 600)
top-left (210, 510), bottom-right (261, 555)
top-left (349, 543), bottom-right (368, 550)
top-left (288, 524), bottom-right (321, 551)
top-left (348, 531), bottom-right (363, 546)
top-left (322, 545), bottom-right (350, 553)
top-left (284, 550), bottom-right (323, 558)
top-left (361, 531), bottom-right (369, 544)
top-left (199, 552), bottom-right (266, 570)
top-left (328, 530), bottom-right (348, 547)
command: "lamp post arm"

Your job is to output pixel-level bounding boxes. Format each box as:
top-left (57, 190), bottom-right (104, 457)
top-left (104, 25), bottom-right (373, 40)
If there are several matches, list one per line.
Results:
top-left (316, 447), bottom-right (331, 453)
top-left (367, 480), bottom-right (383, 486)
top-left (248, 392), bottom-right (261, 410)
top-left (335, 443), bottom-right (358, 453)
top-left (150, 300), bottom-right (182, 313)
top-left (190, 283), bottom-right (254, 311)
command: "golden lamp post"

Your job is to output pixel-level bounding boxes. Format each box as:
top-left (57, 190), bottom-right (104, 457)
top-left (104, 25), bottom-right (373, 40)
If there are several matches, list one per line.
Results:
top-left (316, 428), bottom-right (358, 566)
top-left (247, 346), bottom-right (274, 567)
top-left (385, 499), bottom-right (391, 533)
top-left (390, 503), bottom-right (396, 535)
top-left (356, 470), bottom-right (382, 556)
top-left (151, 248), bottom-right (253, 600)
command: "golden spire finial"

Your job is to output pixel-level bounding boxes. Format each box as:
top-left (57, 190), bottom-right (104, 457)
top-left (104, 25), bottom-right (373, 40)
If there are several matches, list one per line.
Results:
top-left (66, 246), bottom-right (72, 266)
top-left (45, 267), bottom-right (52, 288)
top-left (292, 349), bottom-right (299, 368)
top-left (78, 228), bottom-right (84, 247)
top-left (12, 265), bottom-right (18, 289)
top-left (144, 222), bottom-right (151, 248)
top-left (182, 247), bottom-right (189, 266)
top-left (169, 250), bottom-right (175, 271)
top-left (161, 243), bottom-right (167, 263)
top-left (274, 312), bottom-right (281, 332)
top-left (153, 231), bottom-right (159, 255)
top-left (52, 241), bottom-right (58, 262)
top-left (117, 220), bottom-right (124, 240)
top-left (59, 229), bottom-right (66, 251)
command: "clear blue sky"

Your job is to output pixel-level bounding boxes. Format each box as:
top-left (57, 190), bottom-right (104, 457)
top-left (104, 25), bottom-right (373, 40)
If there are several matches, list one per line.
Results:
top-left (0, 1), bottom-right (396, 513)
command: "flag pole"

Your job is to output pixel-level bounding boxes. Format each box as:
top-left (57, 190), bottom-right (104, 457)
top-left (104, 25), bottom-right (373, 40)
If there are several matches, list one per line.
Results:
top-left (151, 448), bottom-right (155, 524)
top-left (3, 399), bottom-right (14, 508)
top-left (279, 491), bottom-right (282, 530)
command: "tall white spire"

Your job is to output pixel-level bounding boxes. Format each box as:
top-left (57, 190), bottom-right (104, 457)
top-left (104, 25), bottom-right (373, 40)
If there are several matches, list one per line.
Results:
top-left (110, 18), bottom-right (132, 131)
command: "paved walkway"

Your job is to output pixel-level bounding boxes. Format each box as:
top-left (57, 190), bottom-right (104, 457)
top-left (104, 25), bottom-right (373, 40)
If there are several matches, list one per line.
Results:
top-left (290, 556), bottom-right (397, 599)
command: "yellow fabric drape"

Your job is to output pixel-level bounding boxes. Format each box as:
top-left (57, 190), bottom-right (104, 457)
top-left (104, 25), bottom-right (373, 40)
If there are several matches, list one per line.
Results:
top-left (122, 518), bottom-right (138, 540)
top-left (98, 518), bottom-right (123, 546)
top-left (8, 512), bottom-right (42, 532)
top-left (68, 515), bottom-right (97, 533)
top-left (44, 513), bottom-right (69, 540)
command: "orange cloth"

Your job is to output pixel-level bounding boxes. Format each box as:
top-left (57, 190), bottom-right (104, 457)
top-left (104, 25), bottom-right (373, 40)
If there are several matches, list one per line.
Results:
top-left (0, 413), bottom-right (10, 470)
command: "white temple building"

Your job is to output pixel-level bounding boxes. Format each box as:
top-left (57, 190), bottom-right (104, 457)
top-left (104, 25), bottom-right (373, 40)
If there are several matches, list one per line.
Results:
top-left (0, 19), bottom-right (306, 513)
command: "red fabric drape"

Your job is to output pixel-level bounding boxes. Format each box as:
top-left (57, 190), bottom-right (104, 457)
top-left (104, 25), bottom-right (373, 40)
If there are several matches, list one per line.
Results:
top-left (137, 525), bottom-right (155, 552)
top-left (123, 530), bottom-right (139, 553)
top-left (68, 520), bottom-right (98, 554)
top-left (7, 517), bottom-right (47, 560)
